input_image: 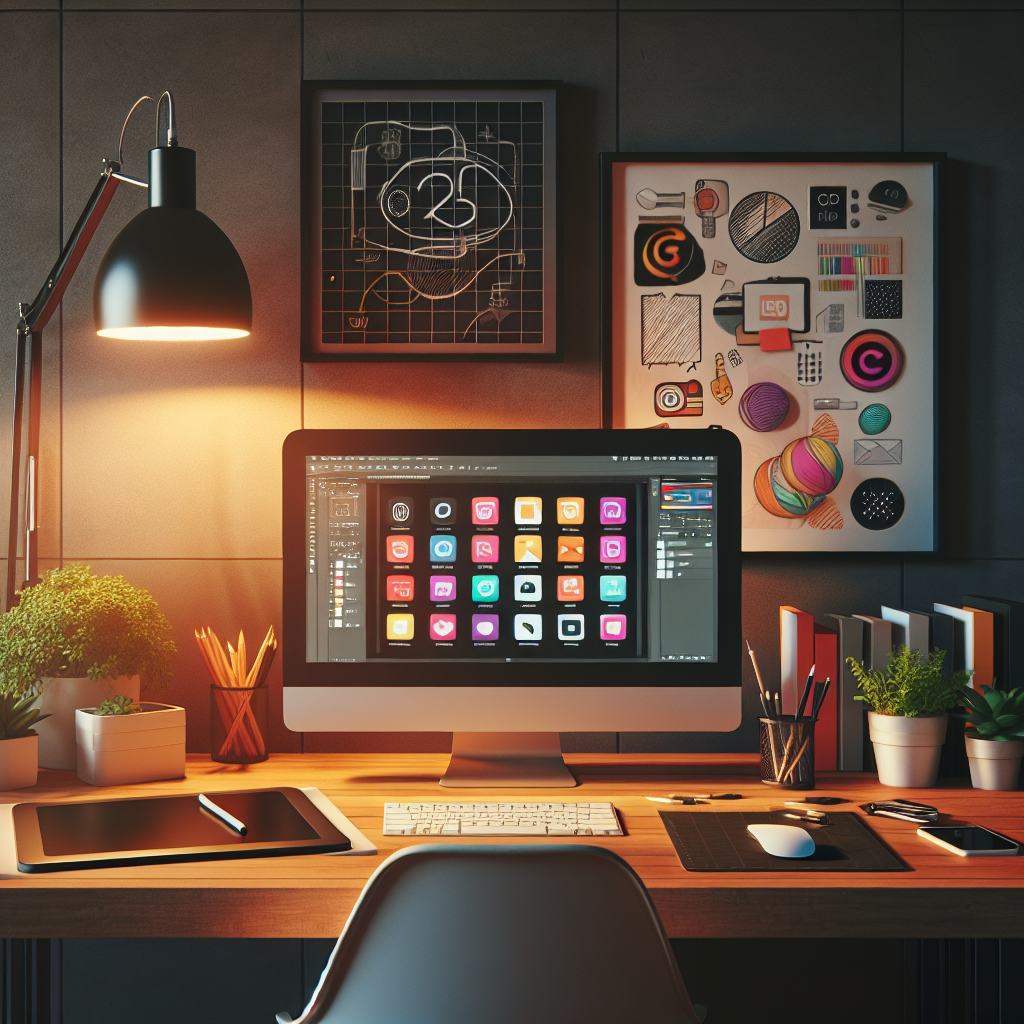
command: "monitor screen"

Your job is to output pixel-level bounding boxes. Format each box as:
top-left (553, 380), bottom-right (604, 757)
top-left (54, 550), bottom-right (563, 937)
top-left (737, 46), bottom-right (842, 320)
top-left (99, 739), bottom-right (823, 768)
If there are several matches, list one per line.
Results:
top-left (283, 429), bottom-right (741, 693)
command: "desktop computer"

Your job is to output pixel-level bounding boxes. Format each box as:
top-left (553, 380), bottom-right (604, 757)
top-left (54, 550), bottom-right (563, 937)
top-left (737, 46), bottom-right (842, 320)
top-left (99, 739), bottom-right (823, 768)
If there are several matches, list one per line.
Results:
top-left (282, 428), bottom-right (742, 787)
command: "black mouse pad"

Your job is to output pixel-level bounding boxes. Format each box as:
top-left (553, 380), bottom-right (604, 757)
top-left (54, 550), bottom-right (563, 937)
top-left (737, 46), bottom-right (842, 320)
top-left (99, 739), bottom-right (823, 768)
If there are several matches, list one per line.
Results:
top-left (659, 810), bottom-right (909, 872)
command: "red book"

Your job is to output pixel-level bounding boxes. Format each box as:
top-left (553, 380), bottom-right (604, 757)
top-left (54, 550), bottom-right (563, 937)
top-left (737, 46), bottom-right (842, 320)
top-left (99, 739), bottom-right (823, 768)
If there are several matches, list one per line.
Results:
top-left (813, 624), bottom-right (838, 771)
top-left (780, 606), bottom-right (814, 716)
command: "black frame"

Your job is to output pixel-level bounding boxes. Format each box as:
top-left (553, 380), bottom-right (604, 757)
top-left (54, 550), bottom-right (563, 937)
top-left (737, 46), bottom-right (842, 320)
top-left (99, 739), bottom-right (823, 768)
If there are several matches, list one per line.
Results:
top-left (302, 80), bottom-right (562, 362)
top-left (599, 152), bottom-right (945, 555)
top-left (283, 427), bottom-right (742, 688)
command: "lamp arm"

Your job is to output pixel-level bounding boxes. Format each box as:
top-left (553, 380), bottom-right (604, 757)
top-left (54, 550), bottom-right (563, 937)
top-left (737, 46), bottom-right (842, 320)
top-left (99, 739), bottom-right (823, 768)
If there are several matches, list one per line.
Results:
top-left (7, 160), bottom-right (147, 608)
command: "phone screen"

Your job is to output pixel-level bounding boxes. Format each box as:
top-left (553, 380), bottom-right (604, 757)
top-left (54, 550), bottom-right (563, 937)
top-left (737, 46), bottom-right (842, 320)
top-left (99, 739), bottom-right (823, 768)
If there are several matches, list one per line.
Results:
top-left (920, 827), bottom-right (1019, 852)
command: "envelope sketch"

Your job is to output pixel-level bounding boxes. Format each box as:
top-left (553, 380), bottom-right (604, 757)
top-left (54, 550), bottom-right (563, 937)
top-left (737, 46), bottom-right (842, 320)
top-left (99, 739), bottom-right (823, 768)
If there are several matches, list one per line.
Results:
top-left (854, 439), bottom-right (902, 465)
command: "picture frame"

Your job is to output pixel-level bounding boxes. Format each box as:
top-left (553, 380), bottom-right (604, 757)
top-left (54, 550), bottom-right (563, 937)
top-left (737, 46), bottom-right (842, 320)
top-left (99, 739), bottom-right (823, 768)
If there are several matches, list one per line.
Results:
top-left (600, 152), bottom-right (943, 554)
top-left (302, 81), bottom-right (560, 362)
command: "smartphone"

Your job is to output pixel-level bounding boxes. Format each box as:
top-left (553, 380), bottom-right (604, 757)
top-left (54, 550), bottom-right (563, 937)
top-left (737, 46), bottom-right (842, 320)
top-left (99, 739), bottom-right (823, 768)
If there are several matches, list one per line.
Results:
top-left (917, 826), bottom-right (1021, 857)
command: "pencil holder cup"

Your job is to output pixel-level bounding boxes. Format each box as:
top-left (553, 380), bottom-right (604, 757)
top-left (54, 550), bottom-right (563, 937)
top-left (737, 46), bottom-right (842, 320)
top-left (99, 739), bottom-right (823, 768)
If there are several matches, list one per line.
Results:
top-left (210, 685), bottom-right (268, 764)
top-left (760, 717), bottom-right (815, 789)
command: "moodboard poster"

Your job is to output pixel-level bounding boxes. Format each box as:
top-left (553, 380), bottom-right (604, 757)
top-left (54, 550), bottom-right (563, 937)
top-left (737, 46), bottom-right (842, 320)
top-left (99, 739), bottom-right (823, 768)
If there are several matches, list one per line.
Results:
top-left (608, 158), bottom-right (937, 553)
top-left (305, 85), bottom-right (559, 360)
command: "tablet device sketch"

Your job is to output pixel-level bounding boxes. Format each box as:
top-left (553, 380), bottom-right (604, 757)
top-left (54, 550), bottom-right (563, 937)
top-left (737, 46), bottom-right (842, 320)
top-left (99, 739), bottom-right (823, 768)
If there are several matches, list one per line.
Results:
top-left (13, 787), bottom-right (351, 872)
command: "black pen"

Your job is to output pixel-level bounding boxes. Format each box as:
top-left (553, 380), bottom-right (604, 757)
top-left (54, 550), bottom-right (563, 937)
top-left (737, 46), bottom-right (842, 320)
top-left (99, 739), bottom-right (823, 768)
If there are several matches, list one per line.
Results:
top-left (796, 663), bottom-right (815, 719)
top-left (199, 793), bottom-right (248, 836)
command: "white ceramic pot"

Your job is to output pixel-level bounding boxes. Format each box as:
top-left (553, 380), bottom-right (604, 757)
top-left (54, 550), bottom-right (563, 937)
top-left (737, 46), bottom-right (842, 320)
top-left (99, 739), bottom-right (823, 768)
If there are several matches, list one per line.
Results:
top-left (868, 711), bottom-right (947, 788)
top-left (34, 675), bottom-right (141, 770)
top-left (0, 734), bottom-right (38, 790)
top-left (965, 736), bottom-right (1024, 791)
top-left (76, 702), bottom-right (185, 786)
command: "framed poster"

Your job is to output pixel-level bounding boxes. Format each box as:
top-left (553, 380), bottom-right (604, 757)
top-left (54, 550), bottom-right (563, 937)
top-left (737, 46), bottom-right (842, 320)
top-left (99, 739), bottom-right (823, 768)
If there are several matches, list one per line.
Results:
top-left (601, 153), bottom-right (943, 553)
top-left (303, 81), bottom-right (560, 361)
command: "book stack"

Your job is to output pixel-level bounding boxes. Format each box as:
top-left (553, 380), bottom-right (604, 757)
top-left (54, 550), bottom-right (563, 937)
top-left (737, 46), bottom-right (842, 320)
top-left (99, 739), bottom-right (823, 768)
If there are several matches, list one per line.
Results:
top-left (780, 596), bottom-right (1022, 774)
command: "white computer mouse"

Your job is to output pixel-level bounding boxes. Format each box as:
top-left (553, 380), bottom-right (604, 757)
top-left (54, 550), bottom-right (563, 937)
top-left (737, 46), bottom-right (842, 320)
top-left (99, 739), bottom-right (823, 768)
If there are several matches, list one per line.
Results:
top-left (747, 823), bottom-right (816, 858)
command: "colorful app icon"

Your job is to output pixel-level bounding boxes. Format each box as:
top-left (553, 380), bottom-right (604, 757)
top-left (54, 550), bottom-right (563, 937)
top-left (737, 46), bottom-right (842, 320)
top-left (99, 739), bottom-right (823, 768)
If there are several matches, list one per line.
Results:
top-left (557, 614), bottom-right (584, 641)
top-left (471, 535), bottom-right (499, 563)
top-left (388, 498), bottom-right (414, 526)
top-left (557, 575), bottom-right (584, 601)
top-left (557, 536), bottom-right (585, 563)
top-left (471, 575), bottom-right (500, 602)
top-left (557, 497), bottom-right (584, 525)
top-left (430, 498), bottom-right (457, 526)
top-left (514, 496), bottom-right (543, 525)
top-left (514, 614), bottom-right (543, 641)
top-left (600, 614), bottom-right (628, 640)
top-left (513, 535), bottom-right (542, 562)
top-left (472, 614), bottom-right (499, 641)
top-left (429, 535), bottom-right (457, 562)
top-left (599, 575), bottom-right (627, 602)
top-left (386, 575), bottom-right (414, 602)
top-left (386, 613), bottom-right (414, 640)
top-left (386, 535), bottom-right (414, 563)
top-left (429, 614), bottom-right (457, 641)
top-left (430, 575), bottom-right (457, 601)
top-left (471, 497), bottom-right (499, 525)
top-left (600, 498), bottom-right (627, 525)
top-left (599, 536), bottom-right (627, 564)
top-left (514, 575), bottom-right (542, 601)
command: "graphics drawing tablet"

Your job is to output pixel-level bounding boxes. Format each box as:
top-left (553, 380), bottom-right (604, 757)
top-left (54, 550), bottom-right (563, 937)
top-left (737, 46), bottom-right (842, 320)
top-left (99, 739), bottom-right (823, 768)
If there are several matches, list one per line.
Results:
top-left (13, 787), bottom-right (351, 872)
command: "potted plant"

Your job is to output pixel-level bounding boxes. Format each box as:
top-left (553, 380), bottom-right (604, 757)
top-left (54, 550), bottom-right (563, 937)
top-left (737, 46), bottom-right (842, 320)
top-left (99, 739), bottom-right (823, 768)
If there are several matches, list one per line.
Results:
top-left (848, 646), bottom-right (970, 788)
top-left (0, 693), bottom-right (50, 790)
top-left (76, 694), bottom-right (186, 787)
top-left (0, 565), bottom-right (176, 770)
top-left (955, 685), bottom-right (1024, 791)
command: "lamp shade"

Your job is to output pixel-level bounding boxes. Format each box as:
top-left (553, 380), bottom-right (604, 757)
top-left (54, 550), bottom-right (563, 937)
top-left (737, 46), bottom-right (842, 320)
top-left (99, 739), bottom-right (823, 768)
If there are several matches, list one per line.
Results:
top-left (94, 146), bottom-right (251, 340)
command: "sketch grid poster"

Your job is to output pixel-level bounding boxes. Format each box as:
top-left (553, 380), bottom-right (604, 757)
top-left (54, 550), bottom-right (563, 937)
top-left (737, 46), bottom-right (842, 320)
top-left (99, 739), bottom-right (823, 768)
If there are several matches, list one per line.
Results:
top-left (304, 84), bottom-right (558, 360)
top-left (604, 156), bottom-right (939, 552)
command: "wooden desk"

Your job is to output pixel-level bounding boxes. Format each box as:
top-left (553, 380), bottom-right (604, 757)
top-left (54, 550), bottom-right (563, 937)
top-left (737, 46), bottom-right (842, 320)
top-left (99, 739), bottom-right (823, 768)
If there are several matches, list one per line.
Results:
top-left (1, 753), bottom-right (1021, 939)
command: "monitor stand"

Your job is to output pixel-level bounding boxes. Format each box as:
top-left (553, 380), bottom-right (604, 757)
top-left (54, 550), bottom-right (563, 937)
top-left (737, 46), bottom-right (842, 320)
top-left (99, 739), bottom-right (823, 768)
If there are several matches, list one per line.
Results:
top-left (439, 732), bottom-right (578, 788)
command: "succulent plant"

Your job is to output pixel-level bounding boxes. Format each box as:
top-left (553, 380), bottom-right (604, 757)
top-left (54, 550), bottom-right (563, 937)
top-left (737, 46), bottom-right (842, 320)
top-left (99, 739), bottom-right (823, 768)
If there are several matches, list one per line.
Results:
top-left (955, 685), bottom-right (1024, 742)
top-left (94, 695), bottom-right (142, 717)
top-left (0, 692), bottom-right (50, 740)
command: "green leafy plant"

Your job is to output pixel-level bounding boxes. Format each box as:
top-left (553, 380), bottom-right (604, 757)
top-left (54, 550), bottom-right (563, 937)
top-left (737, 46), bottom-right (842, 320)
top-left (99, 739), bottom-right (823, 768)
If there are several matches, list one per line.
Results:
top-left (0, 692), bottom-right (50, 740)
top-left (848, 645), bottom-right (971, 717)
top-left (954, 685), bottom-right (1024, 741)
top-left (0, 564), bottom-right (176, 698)
top-left (93, 695), bottom-right (142, 717)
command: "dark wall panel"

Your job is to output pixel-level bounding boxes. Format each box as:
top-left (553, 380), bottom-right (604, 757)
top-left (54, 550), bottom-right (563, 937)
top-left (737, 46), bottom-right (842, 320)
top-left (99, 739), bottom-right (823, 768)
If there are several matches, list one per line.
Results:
top-left (905, 11), bottom-right (1024, 559)
top-left (619, 10), bottom-right (902, 152)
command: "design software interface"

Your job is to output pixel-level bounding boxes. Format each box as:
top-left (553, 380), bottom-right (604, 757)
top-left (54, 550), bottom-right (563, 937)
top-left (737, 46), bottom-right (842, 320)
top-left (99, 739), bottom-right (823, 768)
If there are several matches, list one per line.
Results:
top-left (305, 453), bottom-right (718, 666)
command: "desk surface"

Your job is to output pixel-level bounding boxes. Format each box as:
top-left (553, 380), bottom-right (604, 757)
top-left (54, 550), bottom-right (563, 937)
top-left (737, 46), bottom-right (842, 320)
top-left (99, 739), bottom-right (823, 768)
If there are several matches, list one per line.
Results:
top-left (1, 753), bottom-right (1021, 939)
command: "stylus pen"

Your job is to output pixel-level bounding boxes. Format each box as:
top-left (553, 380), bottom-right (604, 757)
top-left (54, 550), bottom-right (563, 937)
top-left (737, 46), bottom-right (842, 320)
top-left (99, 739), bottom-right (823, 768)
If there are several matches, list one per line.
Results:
top-left (796, 664), bottom-right (815, 719)
top-left (198, 793), bottom-right (248, 836)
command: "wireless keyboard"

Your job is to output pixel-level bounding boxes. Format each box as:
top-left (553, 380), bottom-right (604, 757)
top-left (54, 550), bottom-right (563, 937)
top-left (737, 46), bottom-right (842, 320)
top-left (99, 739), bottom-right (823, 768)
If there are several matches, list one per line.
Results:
top-left (383, 802), bottom-right (623, 836)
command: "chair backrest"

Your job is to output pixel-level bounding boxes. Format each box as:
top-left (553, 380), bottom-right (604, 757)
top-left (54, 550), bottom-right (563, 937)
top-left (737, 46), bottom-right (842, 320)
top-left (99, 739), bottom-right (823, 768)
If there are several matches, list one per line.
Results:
top-left (293, 844), bottom-right (700, 1024)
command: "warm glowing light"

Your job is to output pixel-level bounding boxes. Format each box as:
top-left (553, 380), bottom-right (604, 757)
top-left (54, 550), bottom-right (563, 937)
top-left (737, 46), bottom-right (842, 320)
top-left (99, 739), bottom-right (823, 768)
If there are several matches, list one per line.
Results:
top-left (96, 326), bottom-right (250, 341)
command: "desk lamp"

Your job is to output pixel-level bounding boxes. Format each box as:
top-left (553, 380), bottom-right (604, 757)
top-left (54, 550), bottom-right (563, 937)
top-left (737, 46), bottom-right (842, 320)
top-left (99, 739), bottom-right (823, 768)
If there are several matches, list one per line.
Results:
top-left (5, 93), bottom-right (251, 608)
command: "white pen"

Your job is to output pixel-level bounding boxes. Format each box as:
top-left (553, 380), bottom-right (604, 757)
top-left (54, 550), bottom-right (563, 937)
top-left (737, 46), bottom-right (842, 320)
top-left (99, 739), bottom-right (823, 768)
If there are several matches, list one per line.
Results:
top-left (198, 793), bottom-right (248, 835)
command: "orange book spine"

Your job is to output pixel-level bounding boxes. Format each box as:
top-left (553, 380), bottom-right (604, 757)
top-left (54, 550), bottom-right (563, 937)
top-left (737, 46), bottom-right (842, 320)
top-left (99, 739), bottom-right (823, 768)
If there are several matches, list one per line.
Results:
top-left (964, 607), bottom-right (995, 688)
top-left (813, 625), bottom-right (838, 771)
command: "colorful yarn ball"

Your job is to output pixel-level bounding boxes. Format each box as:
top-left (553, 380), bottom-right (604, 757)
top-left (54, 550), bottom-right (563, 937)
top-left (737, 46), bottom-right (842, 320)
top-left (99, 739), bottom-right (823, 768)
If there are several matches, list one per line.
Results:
top-left (780, 436), bottom-right (843, 495)
top-left (754, 457), bottom-right (827, 519)
top-left (738, 382), bottom-right (790, 432)
top-left (859, 403), bottom-right (892, 435)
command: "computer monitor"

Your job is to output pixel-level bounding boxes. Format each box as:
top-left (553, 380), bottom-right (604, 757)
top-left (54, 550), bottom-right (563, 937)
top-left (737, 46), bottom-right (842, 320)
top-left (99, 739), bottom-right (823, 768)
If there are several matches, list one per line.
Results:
top-left (283, 428), bottom-right (742, 786)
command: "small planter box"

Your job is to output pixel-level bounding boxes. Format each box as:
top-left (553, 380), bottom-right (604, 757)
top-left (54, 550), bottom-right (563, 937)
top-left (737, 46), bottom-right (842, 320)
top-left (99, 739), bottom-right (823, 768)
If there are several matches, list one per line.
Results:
top-left (76, 703), bottom-right (186, 787)
top-left (0, 734), bottom-right (39, 790)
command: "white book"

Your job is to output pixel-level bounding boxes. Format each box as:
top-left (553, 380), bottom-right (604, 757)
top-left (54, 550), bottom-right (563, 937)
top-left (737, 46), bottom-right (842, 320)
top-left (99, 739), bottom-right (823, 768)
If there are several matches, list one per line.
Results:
top-left (881, 607), bottom-right (931, 660)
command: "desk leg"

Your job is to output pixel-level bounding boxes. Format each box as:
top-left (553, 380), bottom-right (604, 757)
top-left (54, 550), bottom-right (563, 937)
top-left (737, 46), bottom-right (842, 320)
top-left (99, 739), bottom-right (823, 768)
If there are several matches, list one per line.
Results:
top-left (2, 940), bottom-right (55, 1024)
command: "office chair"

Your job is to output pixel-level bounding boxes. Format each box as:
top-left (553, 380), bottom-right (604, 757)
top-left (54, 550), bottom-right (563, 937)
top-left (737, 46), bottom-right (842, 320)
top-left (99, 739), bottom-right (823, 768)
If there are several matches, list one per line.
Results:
top-left (278, 844), bottom-right (706, 1024)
